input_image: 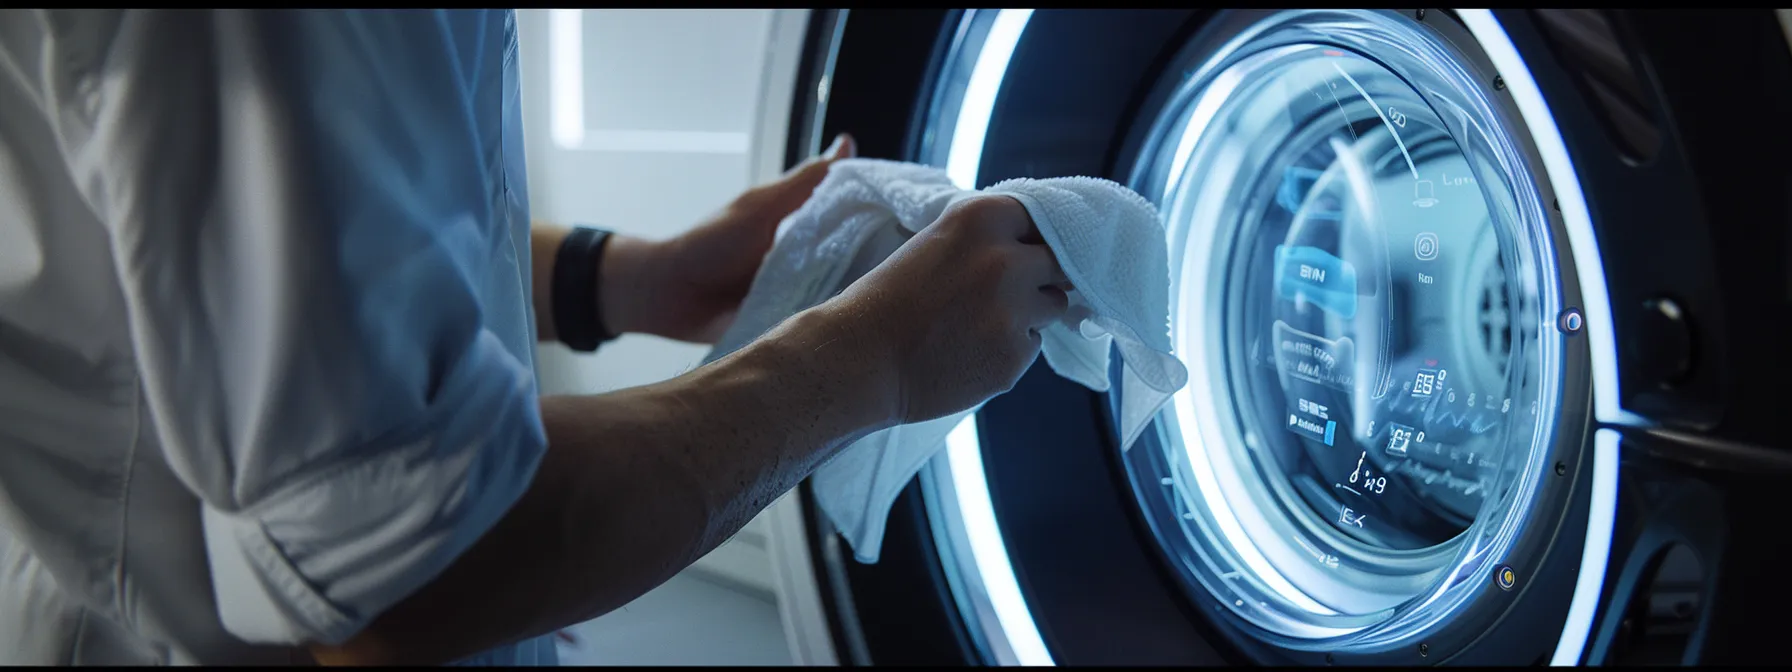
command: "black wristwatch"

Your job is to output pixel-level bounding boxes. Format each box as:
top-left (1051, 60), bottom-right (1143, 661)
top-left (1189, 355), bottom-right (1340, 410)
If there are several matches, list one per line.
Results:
top-left (552, 226), bottom-right (619, 352)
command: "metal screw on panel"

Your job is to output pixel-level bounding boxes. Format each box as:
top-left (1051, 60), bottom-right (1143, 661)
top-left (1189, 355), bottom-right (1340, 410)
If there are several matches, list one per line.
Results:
top-left (1496, 565), bottom-right (1519, 591)
top-left (1559, 308), bottom-right (1584, 335)
top-left (1493, 75), bottom-right (1506, 90)
top-left (1416, 8), bottom-right (1427, 20)
top-left (1419, 643), bottom-right (1430, 658)
top-left (1555, 461), bottom-right (1567, 476)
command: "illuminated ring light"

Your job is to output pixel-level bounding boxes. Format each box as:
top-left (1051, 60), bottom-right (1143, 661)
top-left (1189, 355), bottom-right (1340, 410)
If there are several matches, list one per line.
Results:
top-left (1453, 11), bottom-right (1622, 666)
top-left (912, 9), bottom-right (1053, 667)
top-left (911, 8), bottom-right (1619, 667)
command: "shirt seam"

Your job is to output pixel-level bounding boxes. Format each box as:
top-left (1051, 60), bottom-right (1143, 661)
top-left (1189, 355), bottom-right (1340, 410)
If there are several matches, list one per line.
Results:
top-left (226, 361), bottom-right (531, 522)
top-left (110, 351), bottom-right (145, 641)
top-left (65, 606), bottom-right (89, 665)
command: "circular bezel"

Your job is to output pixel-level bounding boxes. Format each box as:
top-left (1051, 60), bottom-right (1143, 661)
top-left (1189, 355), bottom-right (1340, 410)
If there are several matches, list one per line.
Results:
top-left (1118, 9), bottom-right (1594, 661)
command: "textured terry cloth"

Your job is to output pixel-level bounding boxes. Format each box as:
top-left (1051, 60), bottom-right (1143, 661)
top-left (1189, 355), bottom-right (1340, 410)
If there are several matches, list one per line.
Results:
top-left (704, 158), bottom-right (1188, 562)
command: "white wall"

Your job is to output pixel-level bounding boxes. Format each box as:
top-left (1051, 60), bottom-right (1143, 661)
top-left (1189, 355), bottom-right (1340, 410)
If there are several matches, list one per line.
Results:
top-left (514, 8), bottom-right (804, 664)
top-left (523, 8), bottom-right (772, 397)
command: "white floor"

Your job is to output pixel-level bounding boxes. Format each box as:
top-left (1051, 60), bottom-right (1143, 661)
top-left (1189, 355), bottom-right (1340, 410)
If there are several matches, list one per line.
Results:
top-left (555, 572), bottom-right (793, 666)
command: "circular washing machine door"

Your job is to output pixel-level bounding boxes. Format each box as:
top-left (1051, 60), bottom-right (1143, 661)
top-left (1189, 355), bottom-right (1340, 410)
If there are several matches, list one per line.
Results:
top-left (781, 8), bottom-right (1792, 667)
top-left (1113, 9), bottom-right (1598, 665)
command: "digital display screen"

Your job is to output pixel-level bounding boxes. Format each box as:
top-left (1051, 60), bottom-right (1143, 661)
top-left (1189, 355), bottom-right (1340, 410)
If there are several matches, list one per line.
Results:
top-left (1223, 50), bottom-right (1543, 550)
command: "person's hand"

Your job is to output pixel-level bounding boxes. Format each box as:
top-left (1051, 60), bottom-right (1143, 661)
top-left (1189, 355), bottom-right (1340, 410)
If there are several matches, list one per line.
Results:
top-left (603, 134), bottom-right (857, 343)
top-left (811, 195), bottom-right (1071, 425)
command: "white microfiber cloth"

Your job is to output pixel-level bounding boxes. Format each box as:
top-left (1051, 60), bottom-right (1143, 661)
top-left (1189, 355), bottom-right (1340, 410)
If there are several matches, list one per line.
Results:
top-left (703, 158), bottom-right (1189, 563)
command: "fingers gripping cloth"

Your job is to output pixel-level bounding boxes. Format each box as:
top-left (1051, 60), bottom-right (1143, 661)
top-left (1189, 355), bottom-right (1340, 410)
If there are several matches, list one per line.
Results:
top-left (703, 158), bottom-right (1189, 563)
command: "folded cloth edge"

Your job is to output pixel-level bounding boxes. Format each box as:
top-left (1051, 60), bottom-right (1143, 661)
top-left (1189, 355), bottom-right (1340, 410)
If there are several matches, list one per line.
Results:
top-left (990, 182), bottom-right (1190, 398)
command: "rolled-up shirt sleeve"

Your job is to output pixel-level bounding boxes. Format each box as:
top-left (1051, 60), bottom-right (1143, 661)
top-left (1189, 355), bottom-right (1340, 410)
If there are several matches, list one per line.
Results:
top-left (44, 10), bottom-right (545, 646)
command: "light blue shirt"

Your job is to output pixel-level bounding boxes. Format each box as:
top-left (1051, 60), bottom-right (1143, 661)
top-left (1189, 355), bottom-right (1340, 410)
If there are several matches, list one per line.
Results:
top-left (0, 9), bottom-right (555, 664)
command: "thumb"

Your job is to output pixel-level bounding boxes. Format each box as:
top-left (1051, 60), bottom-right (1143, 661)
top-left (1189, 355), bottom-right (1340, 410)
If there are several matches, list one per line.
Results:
top-left (765, 133), bottom-right (856, 204)
top-left (821, 132), bottom-right (856, 161)
top-left (788, 133), bottom-right (855, 180)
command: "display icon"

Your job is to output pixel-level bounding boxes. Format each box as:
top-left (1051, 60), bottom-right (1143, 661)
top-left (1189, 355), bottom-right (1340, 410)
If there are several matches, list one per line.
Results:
top-left (1275, 245), bottom-right (1359, 318)
top-left (1286, 408), bottom-right (1338, 447)
top-left (1412, 368), bottom-right (1440, 398)
top-left (1414, 232), bottom-right (1440, 260)
top-left (1386, 423), bottom-right (1414, 456)
top-left (1413, 180), bottom-right (1438, 207)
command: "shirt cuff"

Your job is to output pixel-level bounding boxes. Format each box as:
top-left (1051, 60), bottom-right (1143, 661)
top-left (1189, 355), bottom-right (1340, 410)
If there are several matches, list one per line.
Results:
top-left (200, 331), bottom-right (547, 647)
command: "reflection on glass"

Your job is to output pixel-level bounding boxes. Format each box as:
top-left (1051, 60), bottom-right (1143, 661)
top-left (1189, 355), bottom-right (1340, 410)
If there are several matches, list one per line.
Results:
top-left (1125, 10), bottom-right (1570, 652)
top-left (1222, 50), bottom-right (1542, 553)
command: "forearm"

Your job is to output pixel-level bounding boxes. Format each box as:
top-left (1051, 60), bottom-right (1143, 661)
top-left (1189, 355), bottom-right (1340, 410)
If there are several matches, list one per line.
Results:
top-left (309, 307), bottom-right (895, 665)
top-left (529, 221), bottom-right (661, 343)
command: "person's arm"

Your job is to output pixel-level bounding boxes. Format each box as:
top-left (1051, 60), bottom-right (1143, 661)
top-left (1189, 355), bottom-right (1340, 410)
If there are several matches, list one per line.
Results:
top-left (312, 194), bottom-right (1066, 665)
top-left (312, 305), bottom-right (895, 664)
top-left (49, 7), bottom-right (1056, 663)
top-left (531, 135), bottom-right (856, 346)
top-left (528, 223), bottom-right (658, 344)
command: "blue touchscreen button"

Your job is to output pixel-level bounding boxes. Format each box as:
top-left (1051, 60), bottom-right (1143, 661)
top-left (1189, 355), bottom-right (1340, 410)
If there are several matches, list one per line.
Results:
top-left (1275, 245), bottom-right (1358, 318)
top-left (1275, 167), bottom-right (1342, 221)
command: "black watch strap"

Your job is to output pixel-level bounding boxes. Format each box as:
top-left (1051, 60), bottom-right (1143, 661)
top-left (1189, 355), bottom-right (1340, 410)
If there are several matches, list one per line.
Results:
top-left (552, 226), bottom-right (618, 352)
